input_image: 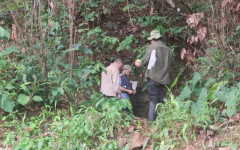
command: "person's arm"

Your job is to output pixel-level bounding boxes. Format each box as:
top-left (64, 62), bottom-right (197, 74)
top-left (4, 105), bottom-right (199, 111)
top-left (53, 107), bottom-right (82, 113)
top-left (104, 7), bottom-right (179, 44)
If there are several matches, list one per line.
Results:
top-left (141, 47), bottom-right (152, 66)
top-left (119, 86), bottom-right (135, 94)
top-left (112, 68), bottom-right (121, 96)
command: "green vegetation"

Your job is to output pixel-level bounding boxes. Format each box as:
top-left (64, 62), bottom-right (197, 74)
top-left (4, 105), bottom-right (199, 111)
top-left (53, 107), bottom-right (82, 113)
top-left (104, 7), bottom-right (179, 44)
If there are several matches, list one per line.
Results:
top-left (1, 0), bottom-right (240, 149)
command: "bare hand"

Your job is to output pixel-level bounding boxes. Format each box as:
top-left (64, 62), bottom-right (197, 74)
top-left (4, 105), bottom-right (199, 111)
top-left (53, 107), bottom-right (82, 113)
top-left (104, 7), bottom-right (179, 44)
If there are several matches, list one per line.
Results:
top-left (135, 60), bottom-right (141, 67)
top-left (128, 90), bottom-right (135, 94)
top-left (118, 94), bottom-right (122, 99)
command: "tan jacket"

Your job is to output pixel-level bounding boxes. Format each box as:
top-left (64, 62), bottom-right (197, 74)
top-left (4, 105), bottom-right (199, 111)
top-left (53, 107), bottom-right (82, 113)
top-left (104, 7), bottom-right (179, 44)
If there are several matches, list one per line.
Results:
top-left (100, 63), bottom-right (120, 97)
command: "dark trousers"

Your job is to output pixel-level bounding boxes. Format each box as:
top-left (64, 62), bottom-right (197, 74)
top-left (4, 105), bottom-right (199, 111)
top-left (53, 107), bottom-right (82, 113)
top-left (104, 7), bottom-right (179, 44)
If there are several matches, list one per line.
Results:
top-left (147, 79), bottom-right (166, 121)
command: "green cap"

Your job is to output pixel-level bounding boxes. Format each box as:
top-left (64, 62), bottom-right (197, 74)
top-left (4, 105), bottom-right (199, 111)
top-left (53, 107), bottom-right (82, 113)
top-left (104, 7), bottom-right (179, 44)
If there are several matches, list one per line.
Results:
top-left (147, 30), bottom-right (161, 40)
top-left (122, 65), bottom-right (132, 72)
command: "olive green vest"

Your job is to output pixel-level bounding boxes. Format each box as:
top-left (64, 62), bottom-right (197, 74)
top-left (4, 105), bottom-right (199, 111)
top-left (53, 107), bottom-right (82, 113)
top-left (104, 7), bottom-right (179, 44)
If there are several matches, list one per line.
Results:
top-left (142, 41), bottom-right (172, 84)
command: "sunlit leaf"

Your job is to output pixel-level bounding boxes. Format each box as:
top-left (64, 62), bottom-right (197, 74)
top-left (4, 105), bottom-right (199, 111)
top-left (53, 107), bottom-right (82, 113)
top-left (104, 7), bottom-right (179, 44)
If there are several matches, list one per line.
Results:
top-left (197, 87), bottom-right (208, 102)
top-left (83, 47), bottom-right (93, 54)
top-left (0, 46), bottom-right (18, 56)
top-left (18, 94), bottom-right (30, 106)
top-left (0, 26), bottom-right (10, 41)
top-left (33, 96), bottom-right (43, 102)
top-left (0, 94), bottom-right (14, 112)
top-left (191, 72), bottom-right (201, 88)
top-left (216, 91), bottom-right (227, 102)
top-left (178, 86), bottom-right (191, 101)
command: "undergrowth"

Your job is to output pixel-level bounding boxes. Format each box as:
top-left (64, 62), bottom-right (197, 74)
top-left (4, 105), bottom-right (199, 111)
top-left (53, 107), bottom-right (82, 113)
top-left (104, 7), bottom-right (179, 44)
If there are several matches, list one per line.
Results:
top-left (1, 96), bottom-right (134, 149)
top-left (1, 73), bottom-right (240, 149)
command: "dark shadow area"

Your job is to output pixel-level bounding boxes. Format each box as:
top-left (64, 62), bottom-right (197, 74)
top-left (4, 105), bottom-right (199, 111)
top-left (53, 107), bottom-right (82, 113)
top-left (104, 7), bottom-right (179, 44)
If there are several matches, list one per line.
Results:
top-left (130, 91), bottom-right (149, 118)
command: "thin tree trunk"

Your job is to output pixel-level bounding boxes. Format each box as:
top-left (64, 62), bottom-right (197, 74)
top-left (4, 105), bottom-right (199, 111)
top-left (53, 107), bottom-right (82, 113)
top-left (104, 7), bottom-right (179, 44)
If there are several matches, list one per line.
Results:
top-left (68, 0), bottom-right (74, 78)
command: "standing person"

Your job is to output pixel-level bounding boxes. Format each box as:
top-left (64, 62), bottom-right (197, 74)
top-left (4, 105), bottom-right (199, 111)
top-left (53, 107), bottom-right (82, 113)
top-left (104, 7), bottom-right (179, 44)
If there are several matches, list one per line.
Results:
top-left (135, 30), bottom-right (172, 121)
top-left (119, 65), bottom-right (136, 99)
top-left (100, 58), bottom-right (123, 98)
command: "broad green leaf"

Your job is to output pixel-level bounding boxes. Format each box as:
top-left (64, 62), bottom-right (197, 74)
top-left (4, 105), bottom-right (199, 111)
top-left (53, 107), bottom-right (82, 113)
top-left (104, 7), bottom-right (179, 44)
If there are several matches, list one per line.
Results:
top-left (156, 26), bottom-right (167, 37)
top-left (33, 96), bottom-right (43, 102)
top-left (222, 108), bottom-right (236, 118)
top-left (191, 102), bottom-right (202, 115)
top-left (225, 91), bottom-right (238, 108)
top-left (0, 94), bottom-right (14, 112)
top-left (191, 72), bottom-right (201, 88)
top-left (5, 85), bottom-right (15, 90)
top-left (0, 59), bottom-right (7, 66)
top-left (207, 84), bottom-right (218, 100)
top-left (74, 42), bottom-right (82, 50)
top-left (83, 47), bottom-right (93, 54)
top-left (123, 4), bottom-right (135, 12)
top-left (20, 84), bottom-right (31, 95)
top-left (18, 94), bottom-right (30, 106)
top-left (58, 87), bottom-right (64, 95)
top-left (197, 87), bottom-right (208, 102)
top-left (237, 82), bottom-right (240, 88)
top-left (0, 26), bottom-right (10, 41)
top-left (0, 46), bottom-right (18, 56)
top-left (52, 89), bottom-right (58, 97)
top-left (178, 86), bottom-right (191, 101)
top-left (216, 91), bottom-right (227, 102)
top-left (38, 139), bottom-right (43, 150)
top-left (116, 35), bottom-right (135, 52)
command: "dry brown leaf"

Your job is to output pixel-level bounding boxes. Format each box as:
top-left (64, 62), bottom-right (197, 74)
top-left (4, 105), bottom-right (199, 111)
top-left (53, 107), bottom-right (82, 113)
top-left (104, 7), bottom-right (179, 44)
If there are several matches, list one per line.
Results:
top-left (128, 126), bottom-right (134, 133)
top-left (231, 113), bottom-right (240, 120)
top-left (49, 1), bottom-right (55, 9)
top-left (25, 126), bottom-right (31, 132)
top-left (196, 27), bottom-right (207, 41)
top-left (11, 24), bottom-right (17, 40)
top-left (235, 3), bottom-right (240, 11)
top-left (118, 137), bottom-right (129, 147)
top-left (222, 0), bottom-right (231, 8)
top-left (150, 7), bottom-right (154, 16)
top-left (219, 147), bottom-right (232, 150)
top-left (194, 36), bottom-right (199, 43)
top-left (187, 52), bottom-right (195, 62)
top-left (186, 13), bottom-right (204, 28)
top-left (0, 120), bottom-right (3, 125)
top-left (193, 50), bottom-right (197, 57)
top-left (48, 20), bottom-right (54, 28)
top-left (181, 48), bottom-right (187, 60)
top-left (145, 143), bottom-right (153, 150)
top-left (187, 35), bottom-right (195, 44)
top-left (208, 138), bottom-right (214, 147)
top-left (129, 132), bottom-right (149, 149)
top-left (184, 145), bottom-right (202, 150)
top-left (221, 18), bottom-right (227, 27)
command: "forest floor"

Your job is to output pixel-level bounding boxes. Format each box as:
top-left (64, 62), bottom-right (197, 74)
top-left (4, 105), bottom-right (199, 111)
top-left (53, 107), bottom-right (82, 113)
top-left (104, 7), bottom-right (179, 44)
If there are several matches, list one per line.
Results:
top-left (1, 102), bottom-right (240, 150)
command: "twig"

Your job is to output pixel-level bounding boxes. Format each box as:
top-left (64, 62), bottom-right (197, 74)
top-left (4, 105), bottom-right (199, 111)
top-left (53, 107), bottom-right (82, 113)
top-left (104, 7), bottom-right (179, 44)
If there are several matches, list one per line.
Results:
top-left (179, 0), bottom-right (193, 13)
top-left (210, 115), bottom-right (240, 131)
top-left (126, 0), bottom-right (134, 27)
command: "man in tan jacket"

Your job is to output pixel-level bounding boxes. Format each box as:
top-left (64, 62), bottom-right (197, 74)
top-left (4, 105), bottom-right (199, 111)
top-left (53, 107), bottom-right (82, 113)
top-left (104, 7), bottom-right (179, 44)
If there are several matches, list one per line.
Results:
top-left (100, 58), bottom-right (123, 98)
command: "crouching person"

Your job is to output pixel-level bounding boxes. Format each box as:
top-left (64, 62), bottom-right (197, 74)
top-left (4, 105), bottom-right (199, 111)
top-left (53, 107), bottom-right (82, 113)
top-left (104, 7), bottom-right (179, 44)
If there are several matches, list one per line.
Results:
top-left (119, 65), bottom-right (136, 111)
top-left (119, 65), bottom-right (135, 99)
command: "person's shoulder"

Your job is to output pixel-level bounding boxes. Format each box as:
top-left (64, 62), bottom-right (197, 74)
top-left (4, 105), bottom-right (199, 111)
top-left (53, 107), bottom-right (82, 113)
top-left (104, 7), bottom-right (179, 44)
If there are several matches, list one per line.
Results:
top-left (156, 42), bottom-right (171, 51)
top-left (147, 44), bottom-right (157, 51)
top-left (107, 64), bottom-right (116, 72)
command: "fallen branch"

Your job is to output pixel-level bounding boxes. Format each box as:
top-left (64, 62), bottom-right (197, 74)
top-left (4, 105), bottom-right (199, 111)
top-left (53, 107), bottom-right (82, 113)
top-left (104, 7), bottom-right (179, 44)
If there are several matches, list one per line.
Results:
top-left (210, 113), bottom-right (240, 131)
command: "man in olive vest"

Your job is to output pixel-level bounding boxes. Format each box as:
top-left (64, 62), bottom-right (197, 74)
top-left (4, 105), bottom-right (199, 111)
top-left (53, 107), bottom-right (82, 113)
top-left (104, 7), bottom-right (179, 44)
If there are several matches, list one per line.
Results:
top-left (135, 30), bottom-right (172, 121)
